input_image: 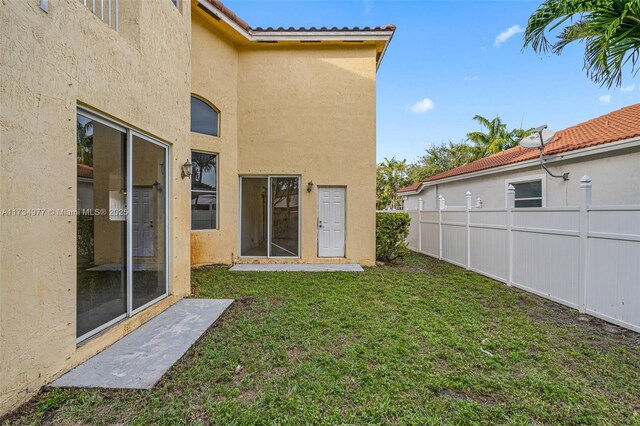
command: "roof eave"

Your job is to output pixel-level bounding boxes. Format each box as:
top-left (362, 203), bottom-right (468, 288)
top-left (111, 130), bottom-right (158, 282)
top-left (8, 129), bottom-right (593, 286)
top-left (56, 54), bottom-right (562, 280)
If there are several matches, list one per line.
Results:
top-left (403, 135), bottom-right (640, 194)
top-left (197, 0), bottom-right (395, 68)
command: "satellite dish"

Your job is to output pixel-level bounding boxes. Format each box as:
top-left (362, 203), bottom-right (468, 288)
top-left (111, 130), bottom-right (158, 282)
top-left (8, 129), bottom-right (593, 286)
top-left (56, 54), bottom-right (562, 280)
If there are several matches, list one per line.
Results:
top-left (519, 129), bottom-right (556, 149)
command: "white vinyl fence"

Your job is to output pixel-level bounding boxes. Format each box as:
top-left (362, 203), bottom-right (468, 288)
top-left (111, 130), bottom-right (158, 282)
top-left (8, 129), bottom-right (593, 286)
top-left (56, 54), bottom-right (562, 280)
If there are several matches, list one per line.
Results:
top-left (402, 176), bottom-right (640, 333)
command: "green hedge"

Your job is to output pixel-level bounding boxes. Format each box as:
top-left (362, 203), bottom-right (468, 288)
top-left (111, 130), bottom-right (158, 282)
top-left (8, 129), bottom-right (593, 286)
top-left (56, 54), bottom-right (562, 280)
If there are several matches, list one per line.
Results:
top-left (376, 212), bottom-right (411, 263)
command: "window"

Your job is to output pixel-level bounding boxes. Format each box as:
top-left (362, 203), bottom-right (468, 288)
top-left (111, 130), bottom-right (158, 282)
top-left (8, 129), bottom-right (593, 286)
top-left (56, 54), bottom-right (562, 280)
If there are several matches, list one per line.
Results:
top-left (512, 180), bottom-right (543, 207)
top-left (191, 151), bottom-right (218, 230)
top-left (190, 96), bottom-right (219, 137)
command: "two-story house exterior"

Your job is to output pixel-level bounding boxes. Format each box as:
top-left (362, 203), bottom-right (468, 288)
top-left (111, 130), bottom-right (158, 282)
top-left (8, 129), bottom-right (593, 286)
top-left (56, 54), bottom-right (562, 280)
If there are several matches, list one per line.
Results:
top-left (0, 0), bottom-right (394, 414)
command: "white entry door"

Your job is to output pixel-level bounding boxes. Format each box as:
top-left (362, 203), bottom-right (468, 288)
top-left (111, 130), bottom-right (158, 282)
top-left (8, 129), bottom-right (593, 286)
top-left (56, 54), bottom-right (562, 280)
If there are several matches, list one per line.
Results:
top-left (132, 187), bottom-right (154, 257)
top-left (318, 187), bottom-right (345, 257)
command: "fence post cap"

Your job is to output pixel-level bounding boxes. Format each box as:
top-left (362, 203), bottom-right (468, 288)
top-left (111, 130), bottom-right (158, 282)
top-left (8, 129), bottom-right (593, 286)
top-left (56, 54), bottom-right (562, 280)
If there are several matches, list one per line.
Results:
top-left (507, 184), bottom-right (515, 192)
top-left (465, 191), bottom-right (471, 197)
top-left (580, 175), bottom-right (592, 185)
top-left (438, 195), bottom-right (445, 200)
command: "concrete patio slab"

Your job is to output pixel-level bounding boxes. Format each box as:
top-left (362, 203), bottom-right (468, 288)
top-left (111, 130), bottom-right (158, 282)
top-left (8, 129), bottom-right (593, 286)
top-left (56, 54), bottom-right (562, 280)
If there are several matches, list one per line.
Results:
top-left (51, 298), bottom-right (233, 390)
top-left (230, 264), bottom-right (364, 272)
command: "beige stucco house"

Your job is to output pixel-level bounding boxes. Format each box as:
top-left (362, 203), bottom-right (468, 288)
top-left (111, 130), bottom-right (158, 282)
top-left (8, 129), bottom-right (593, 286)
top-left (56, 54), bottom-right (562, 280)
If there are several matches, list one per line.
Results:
top-left (0, 0), bottom-right (394, 414)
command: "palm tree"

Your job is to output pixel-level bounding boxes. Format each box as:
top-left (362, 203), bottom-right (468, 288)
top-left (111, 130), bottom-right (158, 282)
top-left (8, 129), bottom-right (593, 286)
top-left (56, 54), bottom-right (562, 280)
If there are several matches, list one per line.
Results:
top-left (376, 157), bottom-right (410, 210)
top-left (77, 120), bottom-right (93, 166)
top-left (466, 115), bottom-right (511, 157)
top-left (523, 0), bottom-right (640, 88)
top-left (192, 153), bottom-right (216, 188)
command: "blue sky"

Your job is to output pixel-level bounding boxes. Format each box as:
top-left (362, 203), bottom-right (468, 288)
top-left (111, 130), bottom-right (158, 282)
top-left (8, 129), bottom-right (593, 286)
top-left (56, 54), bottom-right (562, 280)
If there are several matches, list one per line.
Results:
top-left (223, 0), bottom-right (639, 163)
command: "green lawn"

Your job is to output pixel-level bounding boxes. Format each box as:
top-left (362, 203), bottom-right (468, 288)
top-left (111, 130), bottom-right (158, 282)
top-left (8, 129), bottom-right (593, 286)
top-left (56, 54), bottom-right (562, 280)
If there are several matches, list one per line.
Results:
top-left (3, 254), bottom-right (639, 425)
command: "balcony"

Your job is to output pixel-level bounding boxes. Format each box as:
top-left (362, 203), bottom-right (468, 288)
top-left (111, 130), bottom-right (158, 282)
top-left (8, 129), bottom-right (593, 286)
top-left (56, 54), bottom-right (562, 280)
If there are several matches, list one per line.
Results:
top-left (80, 0), bottom-right (118, 31)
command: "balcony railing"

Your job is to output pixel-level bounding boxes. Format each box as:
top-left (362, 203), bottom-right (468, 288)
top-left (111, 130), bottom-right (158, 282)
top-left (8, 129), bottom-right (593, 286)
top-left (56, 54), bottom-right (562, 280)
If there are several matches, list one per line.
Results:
top-left (81, 0), bottom-right (118, 32)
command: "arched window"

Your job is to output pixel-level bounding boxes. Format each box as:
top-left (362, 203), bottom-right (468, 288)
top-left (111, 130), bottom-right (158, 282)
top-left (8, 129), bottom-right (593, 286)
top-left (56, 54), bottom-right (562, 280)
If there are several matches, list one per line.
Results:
top-left (190, 95), bottom-right (219, 137)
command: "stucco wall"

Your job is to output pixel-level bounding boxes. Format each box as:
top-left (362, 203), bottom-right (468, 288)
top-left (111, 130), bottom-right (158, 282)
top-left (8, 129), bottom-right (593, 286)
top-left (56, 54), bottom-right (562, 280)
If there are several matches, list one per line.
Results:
top-left (0, 0), bottom-right (192, 414)
top-left (237, 45), bottom-right (378, 265)
top-left (188, 10), bottom-right (378, 266)
top-left (189, 11), bottom-right (239, 266)
top-left (404, 146), bottom-right (640, 210)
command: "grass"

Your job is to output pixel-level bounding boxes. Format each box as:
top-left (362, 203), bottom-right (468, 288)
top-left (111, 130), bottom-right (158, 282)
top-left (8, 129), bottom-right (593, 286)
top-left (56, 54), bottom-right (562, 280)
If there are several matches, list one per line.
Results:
top-left (3, 253), bottom-right (640, 425)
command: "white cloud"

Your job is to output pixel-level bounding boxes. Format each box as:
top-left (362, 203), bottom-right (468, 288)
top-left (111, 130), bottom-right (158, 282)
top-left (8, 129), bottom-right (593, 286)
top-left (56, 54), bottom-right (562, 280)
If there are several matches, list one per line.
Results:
top-left (363, 0), bottom-right (373, 16)
top-left (408, 98), bottom-right (435, 114)
top-left (620, 84), bottom-right (636, 92)
top-left (599, 95), bottom-right (611, 104)
top-left (464, 76), bottom-right (479, 81)
top-left (494, 25), bottom-right (524, 47)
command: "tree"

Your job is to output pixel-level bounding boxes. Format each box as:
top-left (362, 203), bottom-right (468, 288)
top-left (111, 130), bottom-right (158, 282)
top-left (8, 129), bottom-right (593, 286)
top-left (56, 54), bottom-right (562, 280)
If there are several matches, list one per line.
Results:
top-left (407, 141), bottom-right (476, 183)
top-left (192, 153), bottom-right (216, 188)
top-left (523, 0), bottom-right (640, 88)
top-left (77, 119), bottom-right (93, 166)
top-left (466, 115), bottom-right (530, 158)
top-left (376, 157), bottom-right (410, 210)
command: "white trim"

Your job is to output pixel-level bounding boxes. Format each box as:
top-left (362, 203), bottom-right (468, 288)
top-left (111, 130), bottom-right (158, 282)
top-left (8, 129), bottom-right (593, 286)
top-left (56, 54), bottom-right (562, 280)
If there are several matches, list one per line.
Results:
top-left (77, 108), bottom-right (127, 133)
top-left (126, 130), bottom-right (133, 315)
top-left (129, 131), bottom-right (170, 316)
top-left (197, 0), bottom-right (393, 41)
top-left (190, 150), bottom-right (219, 231)
top-left (76, 107), bottom-right (171, 342)
top-left (504, 174), bottom-right (546, 208)
top-left (76, 313), bottom-right (126, 344)
top-left (131, 293), bottom-right (168, 317)
top-left (196, 0), bottom-right (394, 68)
top-left (400, 136), bottom-right (640, 196)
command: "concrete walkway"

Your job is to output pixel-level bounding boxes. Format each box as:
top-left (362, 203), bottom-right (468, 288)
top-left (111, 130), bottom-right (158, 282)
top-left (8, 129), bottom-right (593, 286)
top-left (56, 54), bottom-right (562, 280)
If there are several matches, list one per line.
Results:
top-left (51, 298), bottom-right (233, 389)
top-left (230, 264), bottom-right (363, 272)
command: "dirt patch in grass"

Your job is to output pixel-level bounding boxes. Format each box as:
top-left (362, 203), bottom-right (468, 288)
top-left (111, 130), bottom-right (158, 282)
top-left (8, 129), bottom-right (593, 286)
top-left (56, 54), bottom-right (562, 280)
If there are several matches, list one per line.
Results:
top-left (287, 347), bottom-right (303, 361)
top-left (263, 367), bottom-right (286, 379)
top-left (237, 389), bottom-right (258, 403)
top-left (439, 389), bottom-right (499, 408)
top-left (403, 265), bottom-right (430, 272)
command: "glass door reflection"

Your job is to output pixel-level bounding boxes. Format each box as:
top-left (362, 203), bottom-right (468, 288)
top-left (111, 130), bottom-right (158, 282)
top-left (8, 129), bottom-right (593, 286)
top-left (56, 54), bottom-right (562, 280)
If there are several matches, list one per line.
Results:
top-left (131, 134), bottom-right (168, 312)
top-left (76, 114), bottom-right (127, 339)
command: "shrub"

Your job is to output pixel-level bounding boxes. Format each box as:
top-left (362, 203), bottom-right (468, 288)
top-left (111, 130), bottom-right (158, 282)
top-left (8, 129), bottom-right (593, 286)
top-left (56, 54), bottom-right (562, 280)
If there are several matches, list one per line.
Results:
top-left (376, 212), bottom-right (411, 263)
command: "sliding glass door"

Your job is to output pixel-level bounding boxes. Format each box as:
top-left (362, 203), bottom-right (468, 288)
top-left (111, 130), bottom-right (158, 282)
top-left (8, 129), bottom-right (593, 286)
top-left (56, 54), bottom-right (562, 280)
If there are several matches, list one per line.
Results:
top-left (240, 176), bottom-right (300, 258)
top-left (76, 114), bottom-right (128, 339)
top-left (131, 134), bottom-right (168, 313)
top-left (76, 111), bottom-right (168, 342)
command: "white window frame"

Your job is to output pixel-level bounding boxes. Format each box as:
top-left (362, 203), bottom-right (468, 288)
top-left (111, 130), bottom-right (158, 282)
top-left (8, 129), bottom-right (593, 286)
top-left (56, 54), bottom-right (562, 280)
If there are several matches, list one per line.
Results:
top-left (190, 150), bottom-right (219, 231)
top-left (190, 94), bottom-right (220, 138)
top-left (76, 107), bottom-right (171, 343)
top-left (505, 174), bottom-right (546, 208)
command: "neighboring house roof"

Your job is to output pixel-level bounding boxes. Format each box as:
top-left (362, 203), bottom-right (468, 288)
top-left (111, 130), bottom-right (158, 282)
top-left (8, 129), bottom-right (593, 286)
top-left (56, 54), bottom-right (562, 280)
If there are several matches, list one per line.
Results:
top-left (398, 103), bottom-right (640, 193)
top-left (77, 164), bottom-right (94, 179)
top-left (198, 0), bottom-right (395, 68)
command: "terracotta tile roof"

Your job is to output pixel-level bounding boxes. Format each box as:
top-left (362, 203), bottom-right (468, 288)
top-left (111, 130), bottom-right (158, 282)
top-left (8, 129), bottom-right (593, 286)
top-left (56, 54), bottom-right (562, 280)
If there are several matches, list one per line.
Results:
top-left (398, 103), bottom-right (640, 193)
top-left (77, 164), bottom-right (94, 179)
top-left (205, 0), bottom-right (396, 34)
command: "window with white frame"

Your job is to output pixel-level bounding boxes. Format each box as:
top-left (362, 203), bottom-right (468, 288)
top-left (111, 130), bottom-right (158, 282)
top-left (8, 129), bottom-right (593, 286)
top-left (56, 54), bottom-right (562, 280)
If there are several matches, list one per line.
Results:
top-left (190, 95), bottom-right (219, 137)
top-left (512, 180), bottom-right (543, 207)
top-left (191, 151), bottom-right (218, 230)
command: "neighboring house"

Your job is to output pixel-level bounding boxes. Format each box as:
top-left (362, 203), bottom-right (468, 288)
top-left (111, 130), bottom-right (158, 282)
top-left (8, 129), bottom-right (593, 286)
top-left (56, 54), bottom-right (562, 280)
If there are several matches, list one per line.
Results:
top-left (400, 105), bottom-right (640, 209)
top-left (0, 0), bottom-right (394, 414)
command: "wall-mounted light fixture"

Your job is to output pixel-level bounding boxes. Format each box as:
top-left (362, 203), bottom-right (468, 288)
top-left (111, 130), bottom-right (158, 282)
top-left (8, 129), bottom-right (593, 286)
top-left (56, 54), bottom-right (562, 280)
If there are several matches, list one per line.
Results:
top-left (181, 159), bottom-right (193, 179)
top-left (306, 181), bottom-right (314, 192)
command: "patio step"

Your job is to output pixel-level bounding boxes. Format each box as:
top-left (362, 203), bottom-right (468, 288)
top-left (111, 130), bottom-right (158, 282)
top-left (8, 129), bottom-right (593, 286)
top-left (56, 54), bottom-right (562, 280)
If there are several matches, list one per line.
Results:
top-left (50, 298), bottom-right (233, 389)
top-left (230, 264), bottom-right (364, 272)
